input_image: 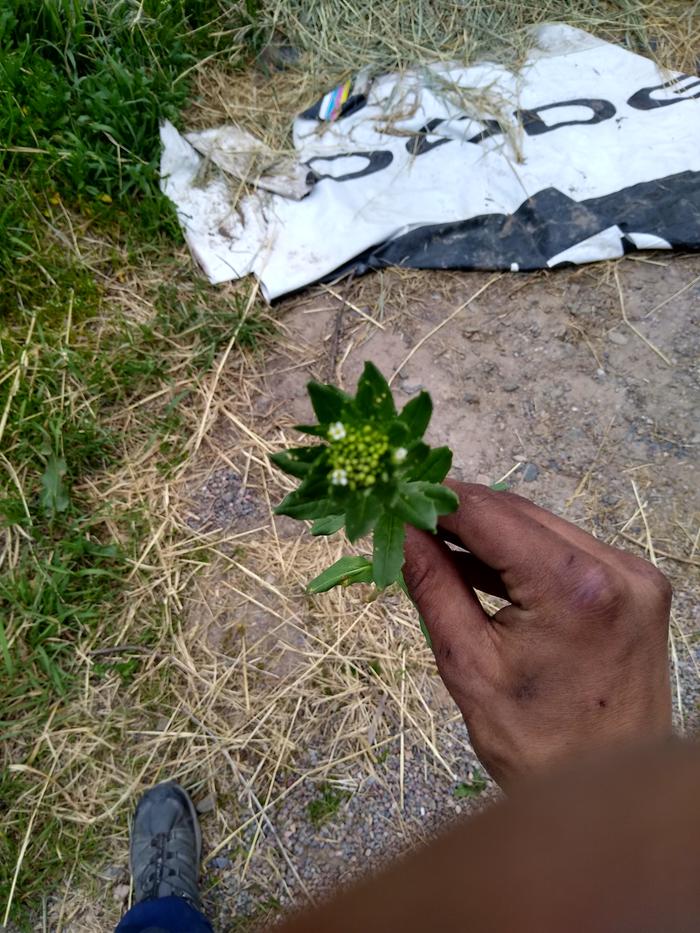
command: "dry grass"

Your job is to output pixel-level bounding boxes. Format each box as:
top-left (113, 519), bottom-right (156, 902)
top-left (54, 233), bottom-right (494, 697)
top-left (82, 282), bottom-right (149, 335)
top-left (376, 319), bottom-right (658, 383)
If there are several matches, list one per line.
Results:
top-left (4, 2), bottom-right (700, 929)
top-left (3, 327), bottom-right (476, 929)
top-left (186, 0), bottom-right (700, 153)
top-left (261, 0), bottom-right (699, 79)
top-left (18, 256), bottom-right (699, 930)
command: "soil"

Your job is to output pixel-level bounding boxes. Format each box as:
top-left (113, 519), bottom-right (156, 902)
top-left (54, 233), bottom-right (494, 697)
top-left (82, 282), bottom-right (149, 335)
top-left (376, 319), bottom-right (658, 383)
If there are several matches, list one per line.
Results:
top-left (166, 253), bottom-right (700, 931)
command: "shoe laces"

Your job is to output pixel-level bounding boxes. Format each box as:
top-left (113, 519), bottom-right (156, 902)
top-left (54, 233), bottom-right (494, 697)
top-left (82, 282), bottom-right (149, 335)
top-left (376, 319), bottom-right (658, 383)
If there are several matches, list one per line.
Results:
top-left (140, 832), bottom-right (194, 903)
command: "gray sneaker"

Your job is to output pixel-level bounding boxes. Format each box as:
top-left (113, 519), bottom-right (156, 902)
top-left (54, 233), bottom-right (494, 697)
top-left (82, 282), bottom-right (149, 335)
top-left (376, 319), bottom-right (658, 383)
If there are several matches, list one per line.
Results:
top-left (129, 781), bottom-right (203, 908)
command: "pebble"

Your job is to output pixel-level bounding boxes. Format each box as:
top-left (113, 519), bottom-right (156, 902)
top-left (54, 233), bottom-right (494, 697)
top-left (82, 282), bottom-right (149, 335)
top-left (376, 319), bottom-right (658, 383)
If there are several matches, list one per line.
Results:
top-left (503, 382), bottom-right (519, 392)
top-left (608, 331), bottom-right (629, 346)
top-left (210, 856), bottom-right (231, 869)
top-left (195, 794), bottom-right (217, 815)
top-left (521, 462), bottom-right (540, 482)
top-left (462, 392), bottom-right (480, 404)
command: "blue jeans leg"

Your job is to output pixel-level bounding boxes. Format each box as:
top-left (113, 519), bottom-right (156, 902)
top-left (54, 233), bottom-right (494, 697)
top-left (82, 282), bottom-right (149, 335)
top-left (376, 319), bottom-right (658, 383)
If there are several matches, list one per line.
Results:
top-left (115, 895), bottom-right (213, 933)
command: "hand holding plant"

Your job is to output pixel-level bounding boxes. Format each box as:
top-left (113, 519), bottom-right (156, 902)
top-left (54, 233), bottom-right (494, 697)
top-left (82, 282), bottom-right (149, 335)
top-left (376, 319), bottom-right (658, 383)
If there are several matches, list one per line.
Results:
top-left (271, 362), bottom-right (458, 594)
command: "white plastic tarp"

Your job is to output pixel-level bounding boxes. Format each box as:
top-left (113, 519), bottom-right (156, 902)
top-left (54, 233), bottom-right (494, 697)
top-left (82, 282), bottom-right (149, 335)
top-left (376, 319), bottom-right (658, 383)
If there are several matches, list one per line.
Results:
top-left (160, 24), bottom-right (700, 301)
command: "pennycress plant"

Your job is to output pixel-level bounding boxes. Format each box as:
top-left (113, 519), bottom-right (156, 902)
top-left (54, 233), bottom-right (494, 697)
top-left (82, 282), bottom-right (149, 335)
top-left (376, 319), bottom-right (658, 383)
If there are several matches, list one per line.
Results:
top-left (271, 362), bottom-right (458, 596)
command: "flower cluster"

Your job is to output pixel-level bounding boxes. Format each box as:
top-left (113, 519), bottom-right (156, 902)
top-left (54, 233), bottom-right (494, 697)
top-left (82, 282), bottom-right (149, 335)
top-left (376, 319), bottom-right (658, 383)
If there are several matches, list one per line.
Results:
top-left (271, 362), bottom-right (458, 593)
top-left (328, 422), bottom-right (389, 490)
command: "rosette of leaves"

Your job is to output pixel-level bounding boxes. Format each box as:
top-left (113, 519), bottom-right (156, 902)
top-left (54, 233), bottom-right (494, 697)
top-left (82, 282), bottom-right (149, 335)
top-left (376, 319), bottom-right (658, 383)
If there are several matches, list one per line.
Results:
top-left (271, 362), bottom-right (458, 594)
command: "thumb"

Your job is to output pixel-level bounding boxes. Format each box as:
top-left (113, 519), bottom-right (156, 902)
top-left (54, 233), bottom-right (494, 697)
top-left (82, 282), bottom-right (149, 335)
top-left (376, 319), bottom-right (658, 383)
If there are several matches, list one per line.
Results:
top-left (403, 525), bottom-right (493, 669)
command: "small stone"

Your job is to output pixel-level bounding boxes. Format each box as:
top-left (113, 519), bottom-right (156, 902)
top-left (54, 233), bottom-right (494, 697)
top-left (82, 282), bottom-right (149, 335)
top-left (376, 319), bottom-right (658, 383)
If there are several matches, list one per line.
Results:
top-left (608, 331), bottom-right (628, 346)
top-left (521, 462), bottom-right (540, 482)
top-left (195, 793), bottom-right (216, 815)
top-left (101, 865), bottom-right (126, 882)
top-left (210, 856), bottom-right (231, 869)
top-left (258, 44), bottom-right (300, 71)
top-left (503, 382), bottom-right (519, 392)
top-left (113, 884), bottom-right (130, 903)
top-left (462, 392), bottom-right (480, 404)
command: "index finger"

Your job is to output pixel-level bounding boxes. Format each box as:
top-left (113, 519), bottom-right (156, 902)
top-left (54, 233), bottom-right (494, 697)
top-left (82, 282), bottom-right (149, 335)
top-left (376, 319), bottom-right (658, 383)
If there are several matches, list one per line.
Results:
top-left (438, 482), bottom-right (584, 607)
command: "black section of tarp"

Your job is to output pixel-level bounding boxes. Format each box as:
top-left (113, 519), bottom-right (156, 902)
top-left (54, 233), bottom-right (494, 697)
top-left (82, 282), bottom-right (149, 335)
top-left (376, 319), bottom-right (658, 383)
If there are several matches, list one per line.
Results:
top-left (322, 170), bottom-right (700, 279)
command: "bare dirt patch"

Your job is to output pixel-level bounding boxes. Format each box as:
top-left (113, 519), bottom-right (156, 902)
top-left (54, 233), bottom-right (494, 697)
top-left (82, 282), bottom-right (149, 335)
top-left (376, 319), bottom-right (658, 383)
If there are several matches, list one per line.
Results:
top-left (170, 254), bottom-right (699, 930)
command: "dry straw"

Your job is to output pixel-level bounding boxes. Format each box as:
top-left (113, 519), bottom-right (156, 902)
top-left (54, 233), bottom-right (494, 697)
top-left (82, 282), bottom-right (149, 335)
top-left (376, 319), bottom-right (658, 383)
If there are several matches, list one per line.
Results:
top-left (4, 2), bottom-right (700, 927)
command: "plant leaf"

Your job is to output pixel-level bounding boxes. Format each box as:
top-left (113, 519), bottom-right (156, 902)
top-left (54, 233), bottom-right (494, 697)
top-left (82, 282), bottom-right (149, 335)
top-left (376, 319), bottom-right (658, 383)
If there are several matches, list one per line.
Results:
top-left (308, 555), bottom-right (374, 593)
top-left (453, 772), bottom-right (488, 798)
top-left (396, 441), bottom-right (429, 474)
top-left (40, 454), bottom-right (70, 516)
top-left (407, 446), bottom-right (452, 483)
top-left (307, 381), bottom-right (350, 423)
top-left (270, 446), bottom-right (325, 479)
top-left (392, 483), bottom-right (438, 531)
top-left (294, 423), bottom-right (327, 437)
top-left (399, 391), bottom-right (432, 439)
top-left (345, 489), bottom-right (381, 543)
top-left (415, 482), bottom-right (459, 515)
top-left (275, 472), bottom-right (331, 519)
top-left (276, 495), bottom-right (333, 520)
top-left (355, 361), bottom-right (395, 419)
top-left (310, 514), bottom-right (345, 536)
top-left (387, 420), bottom-right (410, 446)
top-left (372, 512), bottom-right (405, 588)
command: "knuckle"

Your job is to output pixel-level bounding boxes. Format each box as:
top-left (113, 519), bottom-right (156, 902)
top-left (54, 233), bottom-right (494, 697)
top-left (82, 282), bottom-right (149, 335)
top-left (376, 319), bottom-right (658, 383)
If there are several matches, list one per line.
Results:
top-left (635, 560), bottom-right (673, 609)
top-left (455, 483), bottom-right (494, 512)
top-left (567, 561), bottom-right (626, 618)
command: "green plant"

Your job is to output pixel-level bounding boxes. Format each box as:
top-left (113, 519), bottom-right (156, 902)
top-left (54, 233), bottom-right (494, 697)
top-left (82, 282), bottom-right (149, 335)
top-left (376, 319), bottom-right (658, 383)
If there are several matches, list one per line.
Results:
top-left (271, 362), bottom-right (458, 595)
top-left (453, 770), bottom-right (488, 799)
top-left (306, 783), bottom-right (350, 827)
top-left (0, 258), bottom-right (268, 917)
top-left (0, 0), bottom-right (264, 261)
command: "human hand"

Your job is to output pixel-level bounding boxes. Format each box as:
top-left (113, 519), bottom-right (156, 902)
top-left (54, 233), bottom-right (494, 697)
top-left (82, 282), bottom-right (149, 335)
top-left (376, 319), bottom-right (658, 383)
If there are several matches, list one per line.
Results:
top-left (403, 482), bottom-right (673, 789)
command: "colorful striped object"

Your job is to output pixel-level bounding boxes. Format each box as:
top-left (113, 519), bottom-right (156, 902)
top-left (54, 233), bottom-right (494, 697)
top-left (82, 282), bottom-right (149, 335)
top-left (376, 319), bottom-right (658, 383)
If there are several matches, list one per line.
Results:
top-left (318, 80), bottom-right (352, 121)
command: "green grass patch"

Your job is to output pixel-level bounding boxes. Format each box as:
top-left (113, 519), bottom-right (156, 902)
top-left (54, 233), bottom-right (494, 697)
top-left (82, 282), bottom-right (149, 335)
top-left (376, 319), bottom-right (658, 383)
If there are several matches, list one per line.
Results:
top-left (0, 0), bottom-right (263, 247)
top-left (306, 782), bottom-right (351, 827)
top-left (0, 3), bottom-right (271, 922)
top-left (0, 242), bottom-right (270, 920)
top-left (453, 770), bottom-right (488, 800)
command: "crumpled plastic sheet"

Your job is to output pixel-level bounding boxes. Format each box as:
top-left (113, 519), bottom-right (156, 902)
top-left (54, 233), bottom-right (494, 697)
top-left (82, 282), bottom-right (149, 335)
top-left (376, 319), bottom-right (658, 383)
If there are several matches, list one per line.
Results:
top-left (160, 24), bottom-right (700, 301)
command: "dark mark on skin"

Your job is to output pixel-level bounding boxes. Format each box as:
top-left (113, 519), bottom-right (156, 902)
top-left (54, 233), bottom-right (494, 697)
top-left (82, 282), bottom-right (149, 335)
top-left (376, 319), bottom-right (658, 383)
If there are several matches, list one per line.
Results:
top-left (513, 674), bottom-right (539, 702)
top-left (598, 698), bottom-right (607, 708)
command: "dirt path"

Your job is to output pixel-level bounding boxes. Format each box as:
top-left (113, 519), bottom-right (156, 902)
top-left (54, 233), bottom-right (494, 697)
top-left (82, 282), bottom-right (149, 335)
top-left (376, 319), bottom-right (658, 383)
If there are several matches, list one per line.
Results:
top-left (173, 255), bottom-right (700, 930)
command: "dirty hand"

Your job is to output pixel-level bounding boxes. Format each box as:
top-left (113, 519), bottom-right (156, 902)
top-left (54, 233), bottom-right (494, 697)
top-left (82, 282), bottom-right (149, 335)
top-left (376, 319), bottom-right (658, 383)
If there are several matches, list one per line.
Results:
top-left (402, 482), bottom-right (673, 789)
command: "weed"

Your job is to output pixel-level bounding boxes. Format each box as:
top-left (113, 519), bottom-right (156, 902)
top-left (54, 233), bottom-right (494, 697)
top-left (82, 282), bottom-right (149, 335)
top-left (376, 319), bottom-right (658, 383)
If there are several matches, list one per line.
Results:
top-left (306, 783), bottom-right (351, 827)
top-left (453, 771), bottom-right (488, 799)
top-left (272, 362), bottom-right (458, 594)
